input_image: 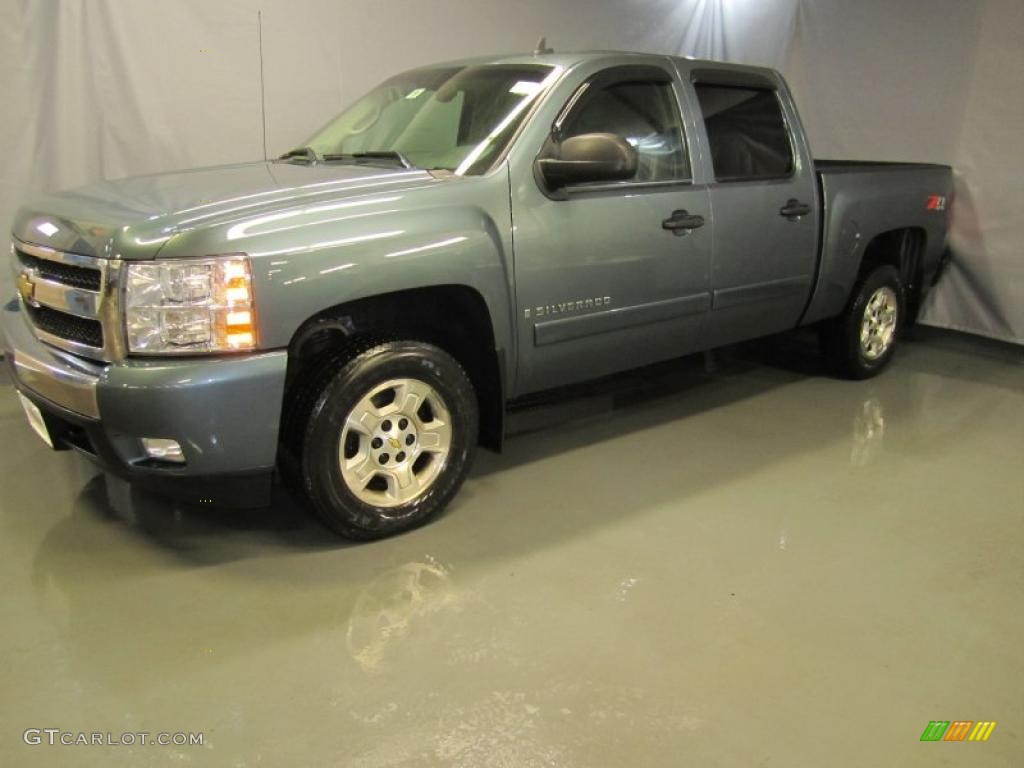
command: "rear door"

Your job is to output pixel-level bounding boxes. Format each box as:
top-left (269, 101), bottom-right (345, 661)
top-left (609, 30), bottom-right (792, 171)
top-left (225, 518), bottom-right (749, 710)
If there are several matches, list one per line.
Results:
top-left (690, 71), bottom-right (818, 348)
top-left (510, 63), bottom-right (712, 395)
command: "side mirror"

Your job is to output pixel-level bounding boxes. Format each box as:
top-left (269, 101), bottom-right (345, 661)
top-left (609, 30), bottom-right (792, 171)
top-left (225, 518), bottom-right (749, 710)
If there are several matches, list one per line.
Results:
top-left (537, 133), bottom-right (638, 189)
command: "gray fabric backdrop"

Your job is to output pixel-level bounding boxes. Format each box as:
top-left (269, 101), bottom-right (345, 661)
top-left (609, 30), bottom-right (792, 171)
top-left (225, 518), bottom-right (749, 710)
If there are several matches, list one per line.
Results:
top-left (1, 0), bottom-right (1020, 343)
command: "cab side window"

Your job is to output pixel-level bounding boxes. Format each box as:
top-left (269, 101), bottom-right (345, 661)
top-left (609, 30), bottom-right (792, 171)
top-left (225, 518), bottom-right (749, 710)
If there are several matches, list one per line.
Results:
top-left (694, 84), bottom-right (794, 181)
top-left (560, 79), bottom-right (689, 183)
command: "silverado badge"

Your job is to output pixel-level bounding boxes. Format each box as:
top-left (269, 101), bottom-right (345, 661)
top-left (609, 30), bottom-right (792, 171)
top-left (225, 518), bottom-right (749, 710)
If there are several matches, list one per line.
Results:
top-left (524, 296), bottom-right (611, 319)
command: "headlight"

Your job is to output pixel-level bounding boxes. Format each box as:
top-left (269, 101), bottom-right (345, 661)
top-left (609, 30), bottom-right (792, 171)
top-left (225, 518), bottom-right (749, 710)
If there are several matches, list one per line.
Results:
top-left (125, 254), bottom-right (256, 354)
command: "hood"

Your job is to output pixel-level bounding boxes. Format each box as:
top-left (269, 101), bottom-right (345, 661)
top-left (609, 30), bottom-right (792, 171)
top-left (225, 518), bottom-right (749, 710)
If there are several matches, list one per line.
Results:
top-left (12, 161), bottom-right (440, 260)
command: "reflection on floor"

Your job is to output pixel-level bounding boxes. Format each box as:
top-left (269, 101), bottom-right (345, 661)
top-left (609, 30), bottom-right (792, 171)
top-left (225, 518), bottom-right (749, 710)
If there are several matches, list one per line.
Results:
top-left (1, 329), bottom-right (1022, 767)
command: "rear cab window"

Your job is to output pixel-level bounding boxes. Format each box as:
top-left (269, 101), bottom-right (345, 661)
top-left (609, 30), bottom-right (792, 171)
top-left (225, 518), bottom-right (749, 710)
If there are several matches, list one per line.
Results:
top-left (693, 83), bottom-right (794, 181)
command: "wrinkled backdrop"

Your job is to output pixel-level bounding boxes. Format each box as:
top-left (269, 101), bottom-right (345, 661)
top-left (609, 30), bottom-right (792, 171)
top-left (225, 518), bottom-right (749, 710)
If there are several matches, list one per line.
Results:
top-left (1, 0), bottom-right (1020, 342)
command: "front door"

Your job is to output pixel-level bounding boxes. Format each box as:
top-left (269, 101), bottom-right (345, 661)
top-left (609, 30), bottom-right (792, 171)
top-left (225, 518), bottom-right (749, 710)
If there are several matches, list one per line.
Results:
top-left (510, 65), bottom-right (712, 395)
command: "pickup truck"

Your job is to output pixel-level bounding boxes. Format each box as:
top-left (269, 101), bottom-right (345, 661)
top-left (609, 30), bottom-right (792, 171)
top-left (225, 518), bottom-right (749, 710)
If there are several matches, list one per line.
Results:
top-left (2, 50), bottom-right (951, 539)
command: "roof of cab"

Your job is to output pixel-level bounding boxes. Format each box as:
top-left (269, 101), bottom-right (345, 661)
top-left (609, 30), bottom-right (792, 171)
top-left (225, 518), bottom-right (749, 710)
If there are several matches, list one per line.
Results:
top-left (423, 50), bottom-right (780, 79)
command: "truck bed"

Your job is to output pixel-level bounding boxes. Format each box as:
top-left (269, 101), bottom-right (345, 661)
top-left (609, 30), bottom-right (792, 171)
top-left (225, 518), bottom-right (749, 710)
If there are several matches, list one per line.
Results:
top-left (800, 159), bottom-right (953, 326)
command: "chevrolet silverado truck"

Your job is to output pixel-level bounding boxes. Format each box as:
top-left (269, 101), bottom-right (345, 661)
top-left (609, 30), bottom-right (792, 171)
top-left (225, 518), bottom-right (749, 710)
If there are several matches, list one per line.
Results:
top-left (2, 51), bottom-right (951, 539)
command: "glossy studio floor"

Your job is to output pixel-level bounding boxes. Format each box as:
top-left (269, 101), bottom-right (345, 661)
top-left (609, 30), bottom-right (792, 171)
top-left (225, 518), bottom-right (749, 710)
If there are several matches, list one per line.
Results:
top-left (0, 328), bottom-right (1021, 767)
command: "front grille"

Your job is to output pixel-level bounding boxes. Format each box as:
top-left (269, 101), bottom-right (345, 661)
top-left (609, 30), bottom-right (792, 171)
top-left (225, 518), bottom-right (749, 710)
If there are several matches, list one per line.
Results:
top-left (16, 248), bottom-right (102, 291)
top-left (13, 239), bottom-right (118, 360)
top-left (26, 303), bottom-right (104, 348)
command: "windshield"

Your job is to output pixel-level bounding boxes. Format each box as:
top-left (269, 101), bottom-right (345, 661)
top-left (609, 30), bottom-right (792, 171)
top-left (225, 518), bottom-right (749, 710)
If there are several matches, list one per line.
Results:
top-left (303, 64), bottom-right (559, 175)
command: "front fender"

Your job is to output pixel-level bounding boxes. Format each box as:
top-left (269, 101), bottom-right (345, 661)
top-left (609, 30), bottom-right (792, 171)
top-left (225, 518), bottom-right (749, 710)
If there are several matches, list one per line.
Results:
top-left (159, 172), bottom-right (516, 357)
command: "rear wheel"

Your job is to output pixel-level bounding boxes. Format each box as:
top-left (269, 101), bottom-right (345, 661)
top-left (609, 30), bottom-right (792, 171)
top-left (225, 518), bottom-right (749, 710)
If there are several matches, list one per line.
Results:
top-left (299, 340), bottom-right (478, 540)
top-left (824, 264), bottom-right (904, 379)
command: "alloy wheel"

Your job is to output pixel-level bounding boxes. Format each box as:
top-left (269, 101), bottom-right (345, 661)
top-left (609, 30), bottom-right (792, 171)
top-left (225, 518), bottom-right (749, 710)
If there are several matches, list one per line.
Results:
top-left (859, 286), bottom-right (899, 360)
top-left (338, 378), bottom-right (453, 507)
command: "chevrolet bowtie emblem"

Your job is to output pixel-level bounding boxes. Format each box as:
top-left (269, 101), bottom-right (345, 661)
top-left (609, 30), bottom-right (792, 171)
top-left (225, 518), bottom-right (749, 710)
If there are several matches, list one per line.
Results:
top-left (388, 437), bottom-right (401, 449)
top-left (17, 271), bottom-right (37, 306)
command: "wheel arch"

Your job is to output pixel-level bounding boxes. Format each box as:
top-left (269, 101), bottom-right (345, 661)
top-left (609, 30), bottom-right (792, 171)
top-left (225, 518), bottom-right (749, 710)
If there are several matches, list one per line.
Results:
top-left (283, 285), bottom-right (505, 452)
top-left (857, 227), bottom-right (927, 325)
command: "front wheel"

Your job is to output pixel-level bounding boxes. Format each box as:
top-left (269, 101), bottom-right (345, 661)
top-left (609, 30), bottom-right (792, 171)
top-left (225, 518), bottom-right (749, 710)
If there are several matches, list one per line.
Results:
top-left (823, 264), bottom-right (904, 379)
top-left (300, 341), bottom-right (478, 540)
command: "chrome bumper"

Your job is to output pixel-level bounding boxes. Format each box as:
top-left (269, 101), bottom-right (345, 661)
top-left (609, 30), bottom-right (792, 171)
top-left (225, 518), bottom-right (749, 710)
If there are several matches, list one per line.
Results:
top-left (2, 298), bottom-right (102, 418)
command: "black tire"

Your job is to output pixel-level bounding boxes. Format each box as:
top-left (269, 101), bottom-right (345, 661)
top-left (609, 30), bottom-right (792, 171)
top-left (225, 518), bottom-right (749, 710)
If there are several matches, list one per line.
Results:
top-left (298, 340), bottom-right (478, 540)
top-left (824, 264), bottom-right (904, 380)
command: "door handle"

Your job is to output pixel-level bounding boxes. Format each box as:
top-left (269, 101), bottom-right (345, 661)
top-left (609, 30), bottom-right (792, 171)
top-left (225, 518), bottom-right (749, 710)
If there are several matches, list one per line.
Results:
top-left (779, 199), bottom-right (812, 220)
top-left (662, 210), bottom-right (705, 235)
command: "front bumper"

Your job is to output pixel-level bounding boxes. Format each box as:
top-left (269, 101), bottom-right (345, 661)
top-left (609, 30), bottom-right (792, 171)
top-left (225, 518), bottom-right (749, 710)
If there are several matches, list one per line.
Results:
top-left (2, 298), bottom-right (288, 506)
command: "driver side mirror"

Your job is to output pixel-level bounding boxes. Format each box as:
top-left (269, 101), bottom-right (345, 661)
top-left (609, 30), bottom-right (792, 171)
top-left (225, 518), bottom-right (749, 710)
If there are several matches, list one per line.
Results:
top-left (536, 132), bottom-right (638, 190)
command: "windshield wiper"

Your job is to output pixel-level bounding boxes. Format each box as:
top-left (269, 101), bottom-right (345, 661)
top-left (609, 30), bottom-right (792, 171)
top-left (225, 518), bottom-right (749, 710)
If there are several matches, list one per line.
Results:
top-left (277, 147), bottom-right (321, 164)
top-left (321, 151), bottom-right (414, 169)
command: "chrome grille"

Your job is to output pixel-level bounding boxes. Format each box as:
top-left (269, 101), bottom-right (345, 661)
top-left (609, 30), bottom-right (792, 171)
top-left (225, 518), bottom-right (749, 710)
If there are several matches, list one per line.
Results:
top-left (12, 239), bottom-right (123, 362)
top-left (25, 304), bottom-right (104, 348)
top-left (15, 248), bottom-right (102, 291)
